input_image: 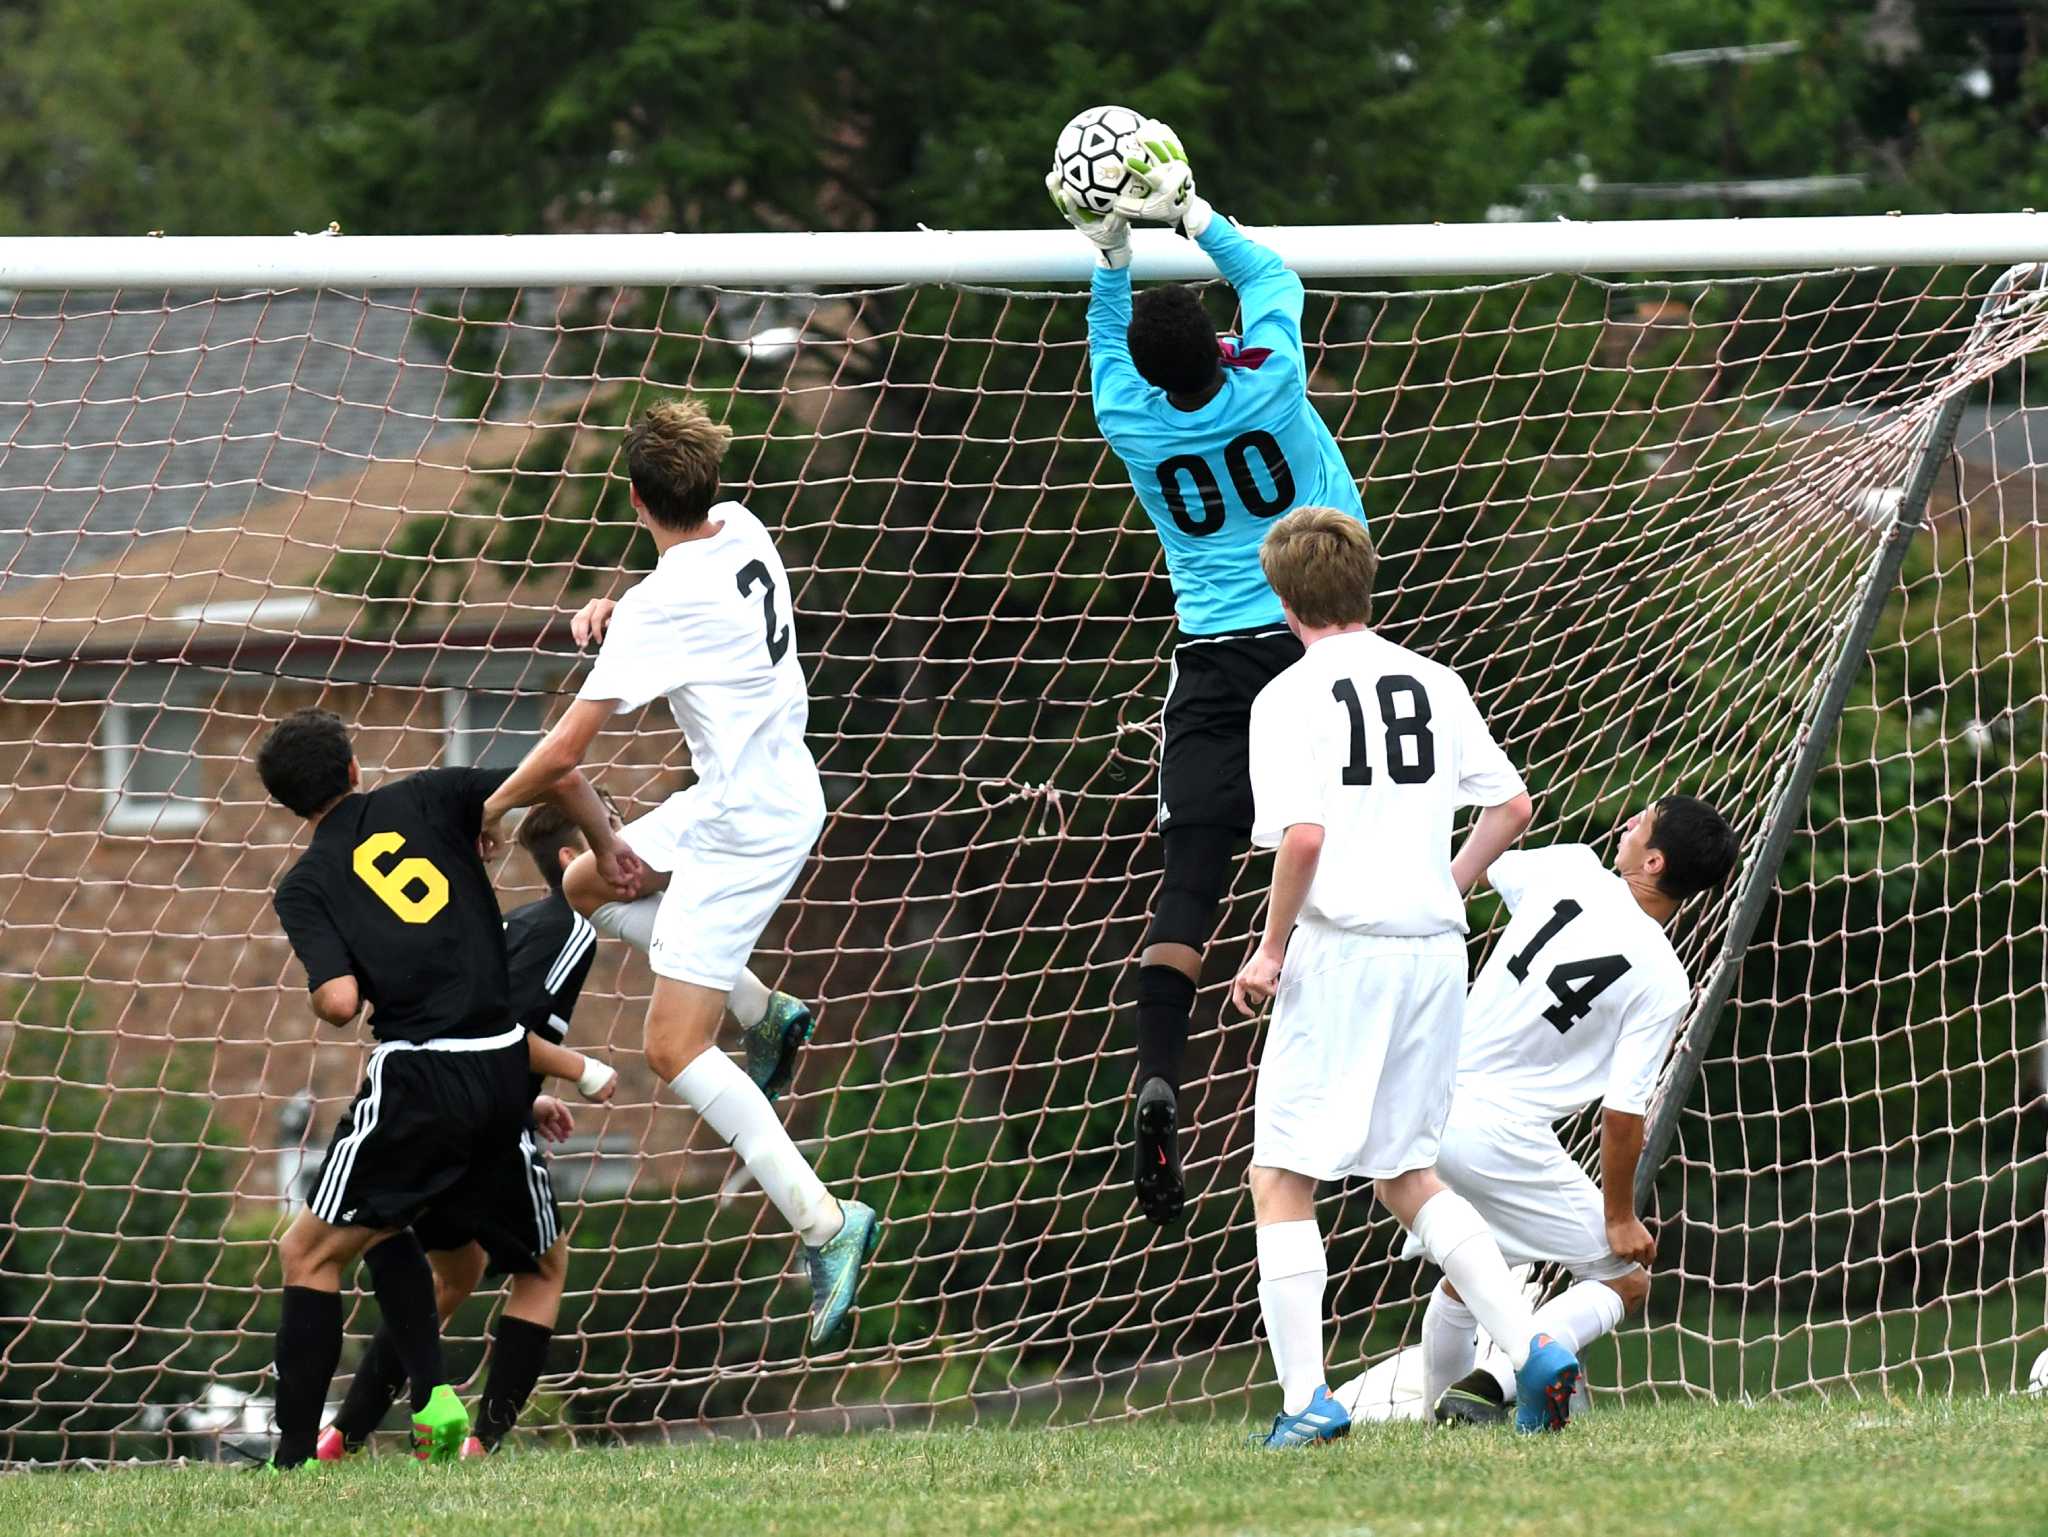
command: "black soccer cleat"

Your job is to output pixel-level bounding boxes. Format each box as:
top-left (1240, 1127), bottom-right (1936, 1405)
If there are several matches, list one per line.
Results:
top-left (1433, 1367), bottom-right (1511, 1427)
top-left (1132, 1076), bottom-right (1186, 1227)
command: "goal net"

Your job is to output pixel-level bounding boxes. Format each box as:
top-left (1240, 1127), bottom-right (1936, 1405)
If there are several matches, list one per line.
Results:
top-left (1, 227), bottom-right (2044, 1462)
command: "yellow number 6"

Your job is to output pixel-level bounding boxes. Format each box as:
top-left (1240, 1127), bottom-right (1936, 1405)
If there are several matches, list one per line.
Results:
top-left (352, 832), bottom-right (450, 924)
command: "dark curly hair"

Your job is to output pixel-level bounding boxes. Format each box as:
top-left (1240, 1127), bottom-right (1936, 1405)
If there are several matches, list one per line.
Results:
top-left (256, 708), bottom-right (354, 817)
top-left (1128, 285), bottom-right (1222, 396)
top-left (1647, 794), bottom-right (1741, 901)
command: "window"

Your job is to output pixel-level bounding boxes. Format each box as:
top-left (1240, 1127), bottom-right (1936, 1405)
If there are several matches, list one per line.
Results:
top-left (100, 696), bottom-right (207, 834)
top-left (444, 691), bottom-right (548, 769)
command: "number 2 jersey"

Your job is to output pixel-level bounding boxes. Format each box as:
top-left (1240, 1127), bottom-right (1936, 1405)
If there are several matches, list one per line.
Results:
top-left (1247, 629), bottom-right (1525, 937)
top-left (1088, 217), bottom-right (1365, 637)
top-left (1459, 843), bottom-right (1693, 1122)
top-left (576, 499), bottom-right (824, 842)
top-left (272, 766), bottom-right (516, 1044)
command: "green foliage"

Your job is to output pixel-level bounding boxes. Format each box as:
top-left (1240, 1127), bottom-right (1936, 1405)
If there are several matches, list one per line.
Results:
top-left (0, 981), bottom-right (273, 1464)
top-left (0, 0), bottom-right (331, 235)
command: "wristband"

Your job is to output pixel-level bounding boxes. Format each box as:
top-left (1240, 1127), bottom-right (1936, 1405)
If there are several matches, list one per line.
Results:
top-left (576, 1056), bottom-right (614, 1098)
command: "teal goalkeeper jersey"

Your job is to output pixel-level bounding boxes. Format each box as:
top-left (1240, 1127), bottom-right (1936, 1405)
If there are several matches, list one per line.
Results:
top-left (1088, 217), bottom-right (1366, 636)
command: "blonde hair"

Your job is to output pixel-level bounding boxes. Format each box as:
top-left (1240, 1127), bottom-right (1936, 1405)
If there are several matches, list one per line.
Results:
top-left (1259, 508), bottom-right (1378, 628)
top-left (623, 397), bottom-right (733, 529)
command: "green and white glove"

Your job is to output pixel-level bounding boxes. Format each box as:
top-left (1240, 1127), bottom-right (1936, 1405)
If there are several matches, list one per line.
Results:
top-left (1046, 171), bottom-right (1133, 269)
top-left (1114, 119), bottom-right (1213, 238)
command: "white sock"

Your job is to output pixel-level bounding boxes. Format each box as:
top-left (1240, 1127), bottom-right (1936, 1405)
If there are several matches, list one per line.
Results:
top-left (1532, 1280), bottom-right (1627, 1356)
top-left (591, 895), bottom-right (661, 955)
top-left (1410, 1191), bottom-right (1539, 1370)
top-left (1255, 1220), bottom-right (1327, 1415)
top-left (668, 1050), bottom-right (842, 1246)
top-left (727, 969), bottom-right (772, 1028)
top-left (1420, 1282), bottom-right (1480, 1414)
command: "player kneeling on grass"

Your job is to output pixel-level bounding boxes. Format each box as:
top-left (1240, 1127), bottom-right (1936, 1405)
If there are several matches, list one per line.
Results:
top-left (1404, 798), bottom-right (1740, 1427)
top-left (259, 710), bottom-right (630, 1468)
top-left (1230, 509), bottom-right (1581, 1444)
top-left (318, 796), bottom-right (633, 1459)
top-left (488, 397), bottom-right (878, 1349)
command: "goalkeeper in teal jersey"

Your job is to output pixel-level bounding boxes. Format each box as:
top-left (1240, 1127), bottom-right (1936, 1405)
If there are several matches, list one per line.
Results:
top-left (1049, 125), bottom-right (1367, 1226)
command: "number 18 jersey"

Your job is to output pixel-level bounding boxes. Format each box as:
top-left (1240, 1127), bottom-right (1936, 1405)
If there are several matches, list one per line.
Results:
top-left (1459, 844), bottom-right (1693, 1122)
top-left (1247, 629), bottom-right (1525, 936)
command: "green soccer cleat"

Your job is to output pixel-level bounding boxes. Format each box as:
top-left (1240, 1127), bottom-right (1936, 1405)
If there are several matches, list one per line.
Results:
top-left (410, 1383), bottom-right (470, 1464)
top-left (1433, 1368), bottom-right (1511, 1427)
top-left (804, 1199), bottom-right (880, 1350)
top-left (743, 991), bottom-right (814, 1102)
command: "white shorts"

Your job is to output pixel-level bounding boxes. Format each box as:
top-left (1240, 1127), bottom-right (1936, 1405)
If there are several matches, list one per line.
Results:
top-left (618, 788), bottom-right (821, 991)
top-left (1252, 924), bottom-right (1466, 1182)
top-left (1408, 1090), bottom-right (1635, 1282)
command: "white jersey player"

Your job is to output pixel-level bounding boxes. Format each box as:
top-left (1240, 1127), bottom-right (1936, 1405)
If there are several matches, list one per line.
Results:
top-left (487, 398), bottom-right (878, 1350)
top-left (1412, 796), bottom-right (1740, 1425)
top-left (1228, 508), bottom-right (1582, 1445)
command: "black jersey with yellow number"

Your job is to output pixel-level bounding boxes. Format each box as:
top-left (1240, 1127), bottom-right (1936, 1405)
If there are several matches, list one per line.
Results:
top-left (272, 766), bottom-right (515, 1044)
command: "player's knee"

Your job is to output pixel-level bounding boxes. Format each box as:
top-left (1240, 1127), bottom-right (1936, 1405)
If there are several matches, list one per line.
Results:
top-left (1142, 825), bottom-right (1237, 954)
top-left (1610, 1266), bottom-right (1651, 1316)
top-left (560, 850), bottom-right (606, 917)
top-left (535, 1237), bottom-right (569, 1292)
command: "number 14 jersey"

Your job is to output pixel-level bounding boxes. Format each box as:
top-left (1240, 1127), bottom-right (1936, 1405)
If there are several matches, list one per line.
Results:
top-left (1248, 629), bottom-right (1525, 937)
top-left (1460, 844), bottom-right (1693, 1122)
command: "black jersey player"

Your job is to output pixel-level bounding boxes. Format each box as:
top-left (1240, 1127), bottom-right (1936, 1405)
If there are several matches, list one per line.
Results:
top-left (260, 709), bottom-right (631, 1467)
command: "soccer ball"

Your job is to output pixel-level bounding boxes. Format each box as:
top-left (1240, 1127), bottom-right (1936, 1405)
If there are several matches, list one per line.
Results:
top-left (1052, 104), bottom-right (1143, 216)
top-left (2026, 1346), bottom-right (2048, 1394)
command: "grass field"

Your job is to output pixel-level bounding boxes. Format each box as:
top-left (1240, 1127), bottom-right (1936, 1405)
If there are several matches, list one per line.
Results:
top-left (8, 1396), bottom-right (2046, 1537)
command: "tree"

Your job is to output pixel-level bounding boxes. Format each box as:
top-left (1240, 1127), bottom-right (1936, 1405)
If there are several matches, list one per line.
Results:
top-left (0, 0), bottom-right (331, 236)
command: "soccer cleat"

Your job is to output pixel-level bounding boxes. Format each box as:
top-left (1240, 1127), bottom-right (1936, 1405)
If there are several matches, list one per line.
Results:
top-left (1132, 1077), bottom-right (1185, 1227)
top-left (314, 1425), bottom-right (355, 1461)
top-left (1253, 1385), bottom-right (1351, 1449)
top-left (460, 1436), bottom-right (488, 1459)
top-left (1433, 1368), bottom-right (1510, 1427)
top-left (744, 991), bottom-right (814, 1102)
top-left (1513, 1333), bottom-right (1581, 1434)
top-left (804, 1199), bottom-right (880, 1350)
top-left (410, 1383), bottom-right (471, 1463)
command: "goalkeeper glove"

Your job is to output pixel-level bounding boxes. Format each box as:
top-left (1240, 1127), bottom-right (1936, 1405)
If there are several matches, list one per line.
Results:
top-left (1114, 119), bottom-right (1214, 238)
top-left (1045, 171), bottom-right (1133, 269)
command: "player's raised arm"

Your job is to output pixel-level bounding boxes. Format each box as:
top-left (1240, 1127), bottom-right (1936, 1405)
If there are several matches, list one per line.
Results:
top-left (482, 702), bottom-right (637, 892)
top-left (1116, 125), bottom-right (1305, 381)
top-left (1048, 168), bottom-right (1144, 414)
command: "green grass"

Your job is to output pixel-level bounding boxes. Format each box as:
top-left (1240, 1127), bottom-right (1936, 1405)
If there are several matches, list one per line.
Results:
top-left (9, 1397), bottom-right (2048, 1537)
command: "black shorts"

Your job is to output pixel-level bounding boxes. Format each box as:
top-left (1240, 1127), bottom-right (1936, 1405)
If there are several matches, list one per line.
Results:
top-left (411, 1117), bottom-right (562, 1276)
top-left (1159, 623), bottom-right (1305, 832)
top-left (307, 1027), bottom-right (531, 1240)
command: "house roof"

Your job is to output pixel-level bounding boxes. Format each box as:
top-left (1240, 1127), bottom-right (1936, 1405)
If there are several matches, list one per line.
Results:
top-left (0, 413), bottom-right (623, 668)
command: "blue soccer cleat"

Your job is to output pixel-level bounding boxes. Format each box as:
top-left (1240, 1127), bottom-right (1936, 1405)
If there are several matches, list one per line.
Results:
top-left (744, 991), bottom-right (814, 1102)
top-left (1253, 1384), bottom-right (1351, 1449)
top-left (805, 1199), bottom-right (880, 1349)
top-left (1514, 1333), bottom-right (1581, 1433)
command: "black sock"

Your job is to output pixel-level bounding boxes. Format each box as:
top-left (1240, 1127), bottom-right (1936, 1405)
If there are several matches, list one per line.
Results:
top-left (273, 1285), bottom-right (343, 1468)
top-left (1134, 964), bottom-right (1197, 1091)
top-left (332, 1324), bottom-right (410, 1447)
top-left (474, 1316), bottom-right (553, 1451)
top-left (361, 1232), bottom-right (445, 1414)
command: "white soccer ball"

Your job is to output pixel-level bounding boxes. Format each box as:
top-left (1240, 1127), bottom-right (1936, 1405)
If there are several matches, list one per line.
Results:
top-left (1051, 104), bottom-right (1143, 215)
top-left (2026, 1346), bottom-right (2048, 1394)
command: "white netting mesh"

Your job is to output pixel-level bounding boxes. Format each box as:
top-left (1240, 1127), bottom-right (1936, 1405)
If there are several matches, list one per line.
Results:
top-left (0, 252), bottom-right (2043, 1462)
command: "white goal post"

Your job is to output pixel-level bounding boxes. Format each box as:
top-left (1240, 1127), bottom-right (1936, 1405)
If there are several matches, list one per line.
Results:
top-left (1, 213), bottom-right (2045, 1463)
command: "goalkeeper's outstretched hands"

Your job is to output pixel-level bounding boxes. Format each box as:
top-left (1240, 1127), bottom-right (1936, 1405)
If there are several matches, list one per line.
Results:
top-left (1114, 119), bottom-right (1213, 238)
top-left (1046, 172), bottom-right (1133, 269)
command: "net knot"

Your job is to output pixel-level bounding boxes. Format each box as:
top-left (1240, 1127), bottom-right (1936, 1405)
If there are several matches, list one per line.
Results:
top-left (976, 779), bottom-right (1069, 837)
